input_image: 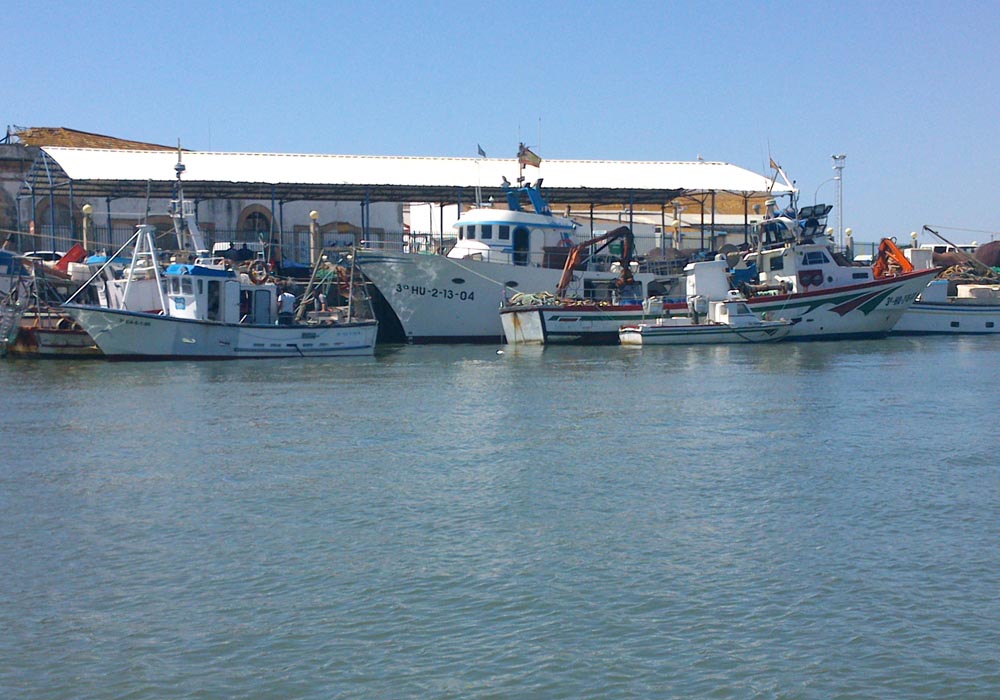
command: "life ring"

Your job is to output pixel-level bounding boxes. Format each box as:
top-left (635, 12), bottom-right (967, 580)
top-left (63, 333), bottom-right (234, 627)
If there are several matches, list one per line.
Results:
top-left (248, 260), bottom-right (268, 285)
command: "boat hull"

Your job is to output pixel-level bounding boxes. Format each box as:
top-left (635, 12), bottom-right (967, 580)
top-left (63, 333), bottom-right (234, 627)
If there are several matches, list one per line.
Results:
top-left (500, 304), bottom-right (647, 345)
top-left (355, 249), bottom-right (634, 343)
top-left (500, 268), bottom-right (939, 344)
top-left (65, 306), bottom-right (377, 359)
top-left (743, 268), bottom-right (940, 339)
top-left (892, 300), bottom-right (1000, 334)
top-left (6, 312), bottom-right (102, 358)
top-left (619, 322), bottom-right (791, 345)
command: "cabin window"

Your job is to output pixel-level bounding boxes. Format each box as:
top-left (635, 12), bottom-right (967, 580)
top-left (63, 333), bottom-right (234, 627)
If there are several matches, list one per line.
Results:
top-left (481, 224), bottom-right (493, 240)
top-left (769, 256), bottom-right (784, 271)
top-left (170, 278), bottom-right (180, 294)
top-left (181, 278), bottom-right (194, 295)
top-left (197, 279), bottom-right (204, 294)
top-left (499, 225), bottom-right (510, 240)
top-left (240, 290), bottom-right (252, 321)
top-left (802, 251), bottom-right (830, 265)
top-left (467, 226), bottom-right (476, 240)
top-left (512, 227), bottom-right (530, 266)
top-left (207, 281), bottom-right (221, 320)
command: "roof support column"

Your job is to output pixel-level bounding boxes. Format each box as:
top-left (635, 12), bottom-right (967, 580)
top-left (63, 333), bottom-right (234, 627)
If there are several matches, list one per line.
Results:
top-left (68, 181), bottom-right (76, 242)
top-left (700, 200), bottom-right (705, 251)
top-left (710, 190), bottom-right (716, 251)
top-left (106, 197), bottom-right (113, 249)
top-left (48, 178), bottom-right (56, 252)
top-left (660, 204), bottom-right (666, 252)
top-left (629, 192), bottom-right (634, 235)
top-left (270, 186), bottom-right (279, 262)
top-left (743, 194), bottom-right (750, 246)
top-left (366, 190), bottom-right (372, 243)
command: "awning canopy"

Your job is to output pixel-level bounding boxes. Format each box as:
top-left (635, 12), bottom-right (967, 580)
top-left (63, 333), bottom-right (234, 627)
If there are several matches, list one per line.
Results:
top-left (25, 147), bottom-right (796, 206)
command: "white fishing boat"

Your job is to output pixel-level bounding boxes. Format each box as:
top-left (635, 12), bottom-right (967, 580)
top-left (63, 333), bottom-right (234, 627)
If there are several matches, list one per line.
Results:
top-left (619, 293), bottom-right (792, 345)
top-left (721, 203), bottom-right (939, 339)
top-left (887, 230), bottom-right (1000, 335)
top-left (355, 181), bottom-right (680, 343)
top-left (499, 225), bottom-right (655, 344)
top-left (64, 226), bottom-right (377, 360)
top-left (501, 295), bottom-right (647, 345)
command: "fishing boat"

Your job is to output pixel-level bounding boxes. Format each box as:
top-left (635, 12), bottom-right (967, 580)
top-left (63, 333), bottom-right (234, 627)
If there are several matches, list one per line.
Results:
top-left (499, 225), bottom-right (657, 344)
top-left (355, 180), bottom-right (680, 343)
top-left (886, 230), bottom-right (1000, 335)
top-left (619, 292), bottom-right (792, 345)
top-left (0, 249), bottom-right (101, 357)
top-left (500, 202), bottom-right (939, 344)
top-left (64, 226), bottom-right (377, 360)
top-left (714, 203), bottom-right (938, 339)
top-left (7, 310), bottom-right (100, 358)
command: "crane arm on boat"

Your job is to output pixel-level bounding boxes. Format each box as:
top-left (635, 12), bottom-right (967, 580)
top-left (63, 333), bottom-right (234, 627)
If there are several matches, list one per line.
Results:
top-left (555, 225), bottom-right (635, 297)
top-left (872, 237), bottom-right (915, 278)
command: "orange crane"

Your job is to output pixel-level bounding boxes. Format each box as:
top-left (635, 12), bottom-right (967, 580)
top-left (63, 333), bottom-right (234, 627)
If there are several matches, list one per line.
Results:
top-left (555, 226), bottom-right (635, 297)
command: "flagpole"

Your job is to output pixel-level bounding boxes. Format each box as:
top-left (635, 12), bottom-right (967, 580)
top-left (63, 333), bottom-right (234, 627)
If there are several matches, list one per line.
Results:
top-left (475, 146), bottom-right (482, 207)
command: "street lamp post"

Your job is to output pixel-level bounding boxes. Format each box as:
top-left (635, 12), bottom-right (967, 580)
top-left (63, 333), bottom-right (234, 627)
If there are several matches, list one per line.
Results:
top-left (831, 154), bottom-right (846, 248)
top-left (672, 203), bottom-right (683, 249)
top-left (81, 203), bottom-right (93, 251)
top-left (309, 209), bottom-right (320, 265)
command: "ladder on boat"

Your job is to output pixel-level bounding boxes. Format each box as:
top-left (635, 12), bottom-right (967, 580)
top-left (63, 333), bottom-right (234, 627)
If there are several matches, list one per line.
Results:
top-left (0, 275), bottom-right (30, 357)
top-left (0, 299), bottom-right (25, 357)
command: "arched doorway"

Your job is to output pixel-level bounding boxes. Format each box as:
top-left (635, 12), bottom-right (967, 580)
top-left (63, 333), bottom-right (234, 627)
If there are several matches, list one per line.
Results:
top-left (237, 206), bottom-right (272, 241)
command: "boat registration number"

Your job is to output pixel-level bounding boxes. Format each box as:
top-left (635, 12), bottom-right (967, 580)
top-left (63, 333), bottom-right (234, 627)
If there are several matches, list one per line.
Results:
top-left (884, 290), bottom-right (920, 307)
top-left (395, 284), bottom-right (476, 301)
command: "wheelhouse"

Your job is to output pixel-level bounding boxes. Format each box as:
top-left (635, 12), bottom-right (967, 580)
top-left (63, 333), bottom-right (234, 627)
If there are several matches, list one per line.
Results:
top-left (165, 263), bottom-right (277, 325)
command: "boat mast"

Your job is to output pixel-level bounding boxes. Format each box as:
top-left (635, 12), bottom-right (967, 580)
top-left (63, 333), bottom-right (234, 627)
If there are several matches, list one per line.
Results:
top-left (170, 143), bottom-right (209, 257)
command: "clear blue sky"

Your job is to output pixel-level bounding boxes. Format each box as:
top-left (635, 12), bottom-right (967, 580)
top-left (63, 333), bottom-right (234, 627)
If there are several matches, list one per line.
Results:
top-left (10, 0), bottom-right (999, 244)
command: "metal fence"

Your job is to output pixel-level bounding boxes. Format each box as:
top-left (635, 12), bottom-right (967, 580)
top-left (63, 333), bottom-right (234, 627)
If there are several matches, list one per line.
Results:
top-left (3, 224), bottom-right (882, 265)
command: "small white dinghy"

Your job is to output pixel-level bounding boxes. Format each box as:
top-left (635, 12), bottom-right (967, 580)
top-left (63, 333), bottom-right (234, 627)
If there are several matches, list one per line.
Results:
top-left (619, 293), bottom-right (792, 345)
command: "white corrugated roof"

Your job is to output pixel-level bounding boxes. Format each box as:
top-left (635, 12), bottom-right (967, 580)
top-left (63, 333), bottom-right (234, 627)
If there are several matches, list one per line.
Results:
top-left (40, 147), bottom-right (794, 195)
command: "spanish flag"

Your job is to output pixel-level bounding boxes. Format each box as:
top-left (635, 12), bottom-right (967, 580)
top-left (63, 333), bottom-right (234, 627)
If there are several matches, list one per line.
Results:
top-left (518, 143), bottom-right (542, 168)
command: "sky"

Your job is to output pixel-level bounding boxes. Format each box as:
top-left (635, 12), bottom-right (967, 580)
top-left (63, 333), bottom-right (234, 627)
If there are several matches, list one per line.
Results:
top-left (9, 0), bottom-right (999, 244)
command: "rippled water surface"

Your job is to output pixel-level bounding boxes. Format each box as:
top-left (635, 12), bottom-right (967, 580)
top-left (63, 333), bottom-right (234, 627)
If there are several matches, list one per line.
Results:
top-left (2, 337), bottom-right (999, 699)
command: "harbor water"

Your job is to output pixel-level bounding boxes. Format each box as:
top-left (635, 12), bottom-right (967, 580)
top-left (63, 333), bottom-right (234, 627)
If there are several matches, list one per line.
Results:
top-left (2, 336), bottom-right (999, 699)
